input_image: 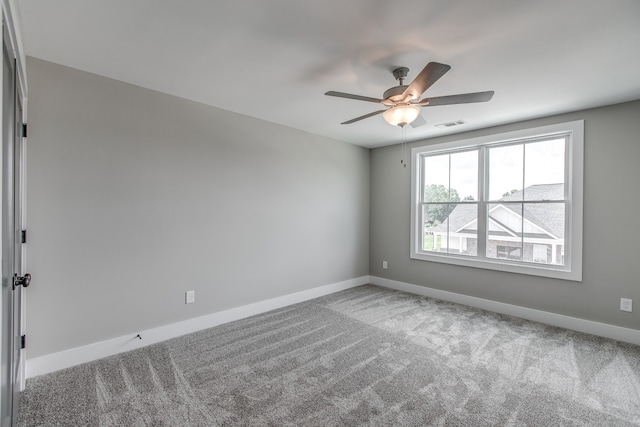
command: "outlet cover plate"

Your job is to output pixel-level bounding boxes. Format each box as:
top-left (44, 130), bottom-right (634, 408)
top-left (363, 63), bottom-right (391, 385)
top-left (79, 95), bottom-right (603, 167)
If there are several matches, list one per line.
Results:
top-left (186, 290), bottom-right (195, 304)
top-left (620, 298), bottom-right (633, 312)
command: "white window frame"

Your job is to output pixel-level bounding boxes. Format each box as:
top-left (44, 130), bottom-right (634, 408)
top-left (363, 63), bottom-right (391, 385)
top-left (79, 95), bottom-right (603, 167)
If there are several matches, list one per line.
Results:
top-left (410, 120), bottom-right (584, 281)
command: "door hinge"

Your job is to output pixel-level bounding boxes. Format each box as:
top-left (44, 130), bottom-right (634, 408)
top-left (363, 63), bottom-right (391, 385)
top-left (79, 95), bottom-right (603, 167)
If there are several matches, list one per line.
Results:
top-left (21, 229), bottom-right (26, 243)
top-left (20, 335), bottom-right (26, 349)
top-left (22, 123), bottom-right (27, 138)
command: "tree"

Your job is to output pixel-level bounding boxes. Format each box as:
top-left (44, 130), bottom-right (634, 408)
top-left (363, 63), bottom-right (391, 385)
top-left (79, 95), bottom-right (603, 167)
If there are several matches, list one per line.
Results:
top-left (502, 189), bottom-right (519, 197)
top-left (424, 184), bottom-right (460, 226)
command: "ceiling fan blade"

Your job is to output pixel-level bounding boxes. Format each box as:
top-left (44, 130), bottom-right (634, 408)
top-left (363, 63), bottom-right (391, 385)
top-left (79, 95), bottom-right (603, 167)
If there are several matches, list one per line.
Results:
top-left (341, 109), bottom-right (387, 124)
top-left (402, 62), bottom-right (451, 100)
top-left (419, 91), bottom-right (494, 106)
top-left (325, 91), bottom-right (383, 103)
top-left (410, 114), bottom-right (427, 128)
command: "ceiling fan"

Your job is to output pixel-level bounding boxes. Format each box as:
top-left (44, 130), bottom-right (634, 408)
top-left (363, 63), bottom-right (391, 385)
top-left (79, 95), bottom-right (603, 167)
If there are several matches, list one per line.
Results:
top-left (325, 62), bottom-right (494, 127)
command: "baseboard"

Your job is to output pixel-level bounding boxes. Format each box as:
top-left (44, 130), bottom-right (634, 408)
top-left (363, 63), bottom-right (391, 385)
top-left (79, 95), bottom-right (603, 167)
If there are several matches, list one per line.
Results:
top-left (30, 275), bottom-right (638, 378)
top-left (26, 276), bottom-right (369, 378)
top-left (370, 276), bottom-right (640, 346)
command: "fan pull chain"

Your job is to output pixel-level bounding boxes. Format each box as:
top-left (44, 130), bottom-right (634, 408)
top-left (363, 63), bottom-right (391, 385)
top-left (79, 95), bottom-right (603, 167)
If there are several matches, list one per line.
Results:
top-left (400, 125), bottom-right (407, 168)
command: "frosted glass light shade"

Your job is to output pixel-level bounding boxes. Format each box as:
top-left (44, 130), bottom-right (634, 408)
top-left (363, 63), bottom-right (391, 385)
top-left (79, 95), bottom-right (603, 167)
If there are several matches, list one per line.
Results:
top-left (383, 105), bottom-right (421, 127)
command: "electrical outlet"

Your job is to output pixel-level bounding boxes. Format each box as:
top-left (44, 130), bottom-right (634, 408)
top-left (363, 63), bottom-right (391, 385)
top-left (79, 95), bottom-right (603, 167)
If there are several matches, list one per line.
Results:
top-left (620, 298), bottom-right (632, 312)
top-left (185, 290), bottom-right (195, 304)
top-left (382, 260), bottom-right (388, 269)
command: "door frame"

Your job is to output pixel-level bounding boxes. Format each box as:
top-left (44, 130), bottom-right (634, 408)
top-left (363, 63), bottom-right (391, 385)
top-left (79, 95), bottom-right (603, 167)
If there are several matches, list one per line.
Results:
top-left (0, 1), bottom-right (26, 425)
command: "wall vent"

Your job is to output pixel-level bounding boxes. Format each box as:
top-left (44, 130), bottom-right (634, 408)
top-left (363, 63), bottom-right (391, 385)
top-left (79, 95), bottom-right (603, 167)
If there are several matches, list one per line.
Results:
top-left (435, 120), bottom-right (466, 128)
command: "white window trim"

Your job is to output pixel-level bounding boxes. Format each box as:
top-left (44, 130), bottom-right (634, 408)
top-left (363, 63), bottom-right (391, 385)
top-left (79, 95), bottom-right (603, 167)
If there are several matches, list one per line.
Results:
top-left (410, 120), bottom-right (584, 281)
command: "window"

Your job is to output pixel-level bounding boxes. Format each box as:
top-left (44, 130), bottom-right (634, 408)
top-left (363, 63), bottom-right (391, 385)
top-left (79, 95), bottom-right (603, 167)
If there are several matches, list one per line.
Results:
top-left (410, 120), bottom-right (583, 281)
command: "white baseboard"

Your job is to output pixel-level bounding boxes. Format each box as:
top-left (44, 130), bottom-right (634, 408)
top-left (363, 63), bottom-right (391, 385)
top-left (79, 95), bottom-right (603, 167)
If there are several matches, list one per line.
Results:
top-left (26, 276), bottom-right (369, 378)
top-left (370, 276), bottom-right (640, 346)
top-left (29, 275), bottom-right (639, 379)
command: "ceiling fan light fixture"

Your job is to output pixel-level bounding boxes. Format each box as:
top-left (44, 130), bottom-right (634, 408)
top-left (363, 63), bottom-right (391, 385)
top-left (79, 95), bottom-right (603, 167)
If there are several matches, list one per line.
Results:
top-left (325, 62), bottom-right (493, 126)
top-left (383, 105), bottom-right (421, 127)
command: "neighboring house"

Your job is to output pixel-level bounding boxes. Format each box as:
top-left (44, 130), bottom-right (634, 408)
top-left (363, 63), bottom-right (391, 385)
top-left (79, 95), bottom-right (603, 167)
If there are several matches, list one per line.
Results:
top-left (427, 184), bottom-right (565, 265)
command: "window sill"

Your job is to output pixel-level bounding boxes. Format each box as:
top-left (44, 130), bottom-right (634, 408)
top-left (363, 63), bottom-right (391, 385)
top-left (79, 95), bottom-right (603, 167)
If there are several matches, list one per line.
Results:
top-left (410, 251), bottom-right (582, 282)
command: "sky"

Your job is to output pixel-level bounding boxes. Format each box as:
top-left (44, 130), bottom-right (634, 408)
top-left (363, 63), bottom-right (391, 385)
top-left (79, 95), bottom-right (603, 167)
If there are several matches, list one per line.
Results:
top-left (423, 137), bottom-right (565, 200)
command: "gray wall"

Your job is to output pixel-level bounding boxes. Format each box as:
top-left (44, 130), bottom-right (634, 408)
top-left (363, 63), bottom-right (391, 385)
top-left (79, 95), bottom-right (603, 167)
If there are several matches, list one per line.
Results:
top-left (370, 100), bottom-right (640, 329)
top-left (25, 57), bottom-right (370, 358)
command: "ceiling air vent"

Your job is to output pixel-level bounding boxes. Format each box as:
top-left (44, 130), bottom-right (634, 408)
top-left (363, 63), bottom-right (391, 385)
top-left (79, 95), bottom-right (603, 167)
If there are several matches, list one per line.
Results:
top-left (435, 120), bottom-right (466, 129)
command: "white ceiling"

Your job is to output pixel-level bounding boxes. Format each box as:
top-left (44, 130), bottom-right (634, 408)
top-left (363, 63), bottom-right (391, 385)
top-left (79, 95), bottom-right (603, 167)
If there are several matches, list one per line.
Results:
top-left (16, 0), bottom-right (640, 148)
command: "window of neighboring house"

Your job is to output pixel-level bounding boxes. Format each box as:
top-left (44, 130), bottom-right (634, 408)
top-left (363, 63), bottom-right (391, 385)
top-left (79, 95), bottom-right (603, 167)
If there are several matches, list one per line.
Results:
top-left (533, 244), bottom-right (548, 263)
top-left (410, 120), bottom-right (584, 281)
top-left (497, 245), bottom-right (522, 260)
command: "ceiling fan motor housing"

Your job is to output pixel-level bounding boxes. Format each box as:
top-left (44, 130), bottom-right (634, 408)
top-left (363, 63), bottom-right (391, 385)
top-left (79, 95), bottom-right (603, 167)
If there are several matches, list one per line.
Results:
top-left (384, 67), bottom-right (411, 103)
top-left (383, 85), bottom-right (409, 103)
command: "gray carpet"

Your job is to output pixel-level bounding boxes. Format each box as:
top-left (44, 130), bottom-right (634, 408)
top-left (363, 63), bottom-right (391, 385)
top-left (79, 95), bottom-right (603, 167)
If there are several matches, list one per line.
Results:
top-left (18, 285), bottom-right (640, 426)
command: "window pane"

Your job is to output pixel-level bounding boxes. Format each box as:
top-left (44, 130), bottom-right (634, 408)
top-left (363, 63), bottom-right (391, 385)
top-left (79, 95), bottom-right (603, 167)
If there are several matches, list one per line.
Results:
top-left (423, 203), bottom-right (477, 256)
top-left (423, 154), bottom-right (449, 202)
top-left (448, 203), bottom-right (477, 256)
top-left (524, 138), bottom-right (566, 201)
top-left (523, 203), bottom-right (565, 265)
top-left (487, 202), bottom-right (523, 260)
top-left (422, 204), bottom-right (448, 252)
top-left (488, 144), bottom-right (523, 201)
top-left (450, 150), bottom-right (478, 201)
